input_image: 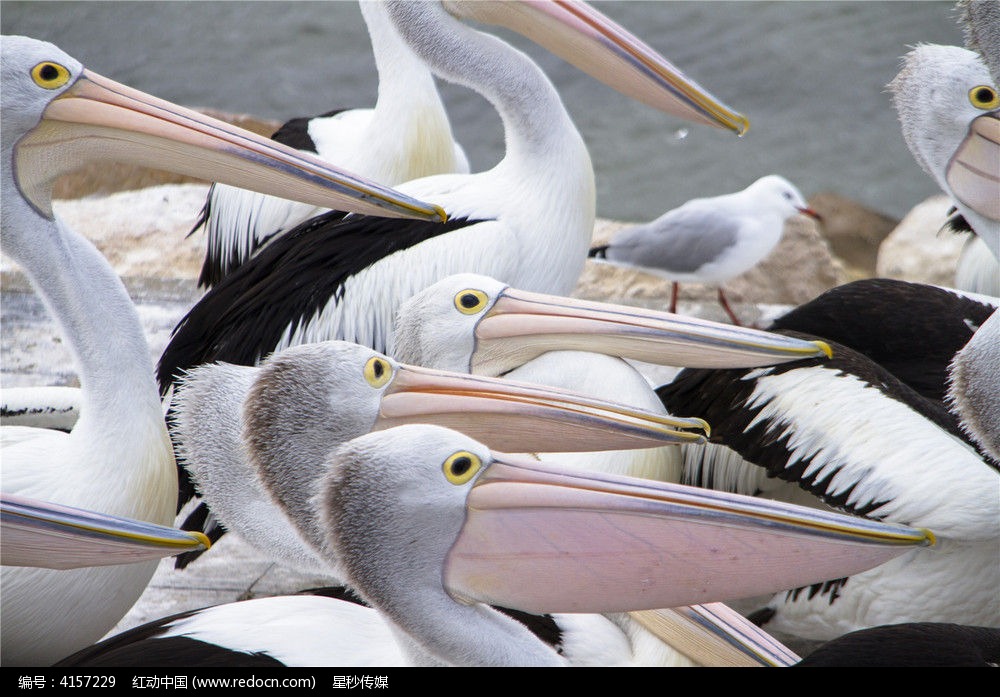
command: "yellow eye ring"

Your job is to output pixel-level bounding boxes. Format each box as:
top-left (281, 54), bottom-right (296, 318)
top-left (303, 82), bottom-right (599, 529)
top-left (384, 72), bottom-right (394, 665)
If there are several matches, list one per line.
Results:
top-left (31, 61), bottom-right (71, 90)
top-left (442, 451), bottom-right (482, 485)
top-left (363, 356), bottom-right (393, 388)
top-left (454, 289), bottom-right (488, 315)
top-left (968, 85), bottom-right (999, 110)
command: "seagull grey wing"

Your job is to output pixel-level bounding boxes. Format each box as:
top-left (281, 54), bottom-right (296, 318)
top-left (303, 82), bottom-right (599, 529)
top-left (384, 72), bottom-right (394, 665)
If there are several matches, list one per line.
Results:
top-left (607, 207), bottom-right (740, 275)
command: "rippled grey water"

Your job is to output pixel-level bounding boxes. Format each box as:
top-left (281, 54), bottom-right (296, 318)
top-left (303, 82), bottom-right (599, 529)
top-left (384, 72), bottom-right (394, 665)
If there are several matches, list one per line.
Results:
top-left (3, 1), bottom-right (965, 220)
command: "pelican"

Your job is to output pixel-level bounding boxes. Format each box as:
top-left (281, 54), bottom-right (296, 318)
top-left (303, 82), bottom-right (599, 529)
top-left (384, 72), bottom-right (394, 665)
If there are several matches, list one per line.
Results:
top-left (588, 175), bottom-right (822, 325)
top-left (2, 493), bottom-right (209, 569)
top-left (888, 44), bottom-right (999, 264)
top-left (0, 34), bottom-right (443, 666)
top-left (947, 307), bottom-right (1000, 463)
top-left (657, 284), bottom-right (1000, 640)
top-left (194, 0), bottom-right (470, 288)
top-left (392, 273), bottom-right (831, 475)
top-left (59, 424), bottom-right (932, 667)
top-left (172, 274), bottom-right (829, 562)
top-left (766, 278), bottom-right (997, 404)
top-left (167, 339), bottom-right (708, 575)
top-left (156, 0), bottom-right (747, 387)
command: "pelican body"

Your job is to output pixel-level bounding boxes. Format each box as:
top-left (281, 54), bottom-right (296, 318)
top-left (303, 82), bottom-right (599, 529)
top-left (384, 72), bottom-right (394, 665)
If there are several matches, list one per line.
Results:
top-left (195, 0), bottom-right (470, 288)
top-left (658, 282), bottom-right (1000, 640)
top-left (0, 34), bottom-right (441, 666)
top-left (61, 424), bottom-right (932, 666)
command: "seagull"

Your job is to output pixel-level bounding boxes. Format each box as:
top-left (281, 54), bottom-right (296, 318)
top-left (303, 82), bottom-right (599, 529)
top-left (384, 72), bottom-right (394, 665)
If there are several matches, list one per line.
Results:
top-left (58, 424), bottom-right (932, 667)
top-left (657, 283), bottom-right (1000, 641)
top-left (589, 175), bottom-right (822, 325)
top-left (0, 33), bottom-right (442, 667)
top-left (193, 0), bottom-right (470, 288)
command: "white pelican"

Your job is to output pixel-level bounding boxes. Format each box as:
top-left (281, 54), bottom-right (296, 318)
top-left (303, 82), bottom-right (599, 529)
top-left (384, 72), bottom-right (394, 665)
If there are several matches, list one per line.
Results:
top-left (657, 281), bottom-right (1000, 641)
top-left (588, 175), bottom-right (822, 325)
top-left (194, 0), bottom-right (470, 288)
top-left (171, 274), bottom-right (829, 561)
top-left (888, 44), bottom-right (999, 264)
top-left (168, 339), bottom-right (708, 575)
top-left (156, 0), bottom-right (747, 384)
top-left (947, 307), bottom-right (1000, 463)
top-left (2, 493), bottom-right (209, 569)
top-left (0, 34), bottom-right (443, 666)
top-left (58, 424), bottom-right (931, 667)
top-left (168, 345), bottom-right (795, 665)
top-left (392, 273), bottom-right (831, 476)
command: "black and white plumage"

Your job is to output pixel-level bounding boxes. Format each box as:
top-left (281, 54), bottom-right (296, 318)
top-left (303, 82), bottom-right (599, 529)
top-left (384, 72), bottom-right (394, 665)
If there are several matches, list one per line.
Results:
top-left (158, 0), bottom-right (746, 373)
top-left (393, 273), bottom-right (832, 478)
top-left (888, 43), bottom-right (999, 277)
top-left (158, 0), bottom-right (747, 527)
top-left (657, 282), bottom-right (1000, 641)
top-left (194, 0), bottom-right (470, 288)
top-left (0, 34), bottom-right (442, 666)
top-left (588, 175), bottom-right (821, 325)
top-left (767, 278), bottom-right (997, 404)
top-left (59, 424), bottom-right (931, 667)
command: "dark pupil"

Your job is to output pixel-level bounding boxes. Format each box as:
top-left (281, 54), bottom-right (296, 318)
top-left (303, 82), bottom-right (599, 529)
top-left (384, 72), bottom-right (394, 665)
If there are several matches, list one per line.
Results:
top-left (372, 360), bottom-right (384, 378)
top-left (460, 293), bottom-right (479, 309)
top-left (39, 64), bottom-right (59, 81)
top-left (975, 87), bottom-right (994, 103)
top-left (451, 456), bottom-right (472, 477)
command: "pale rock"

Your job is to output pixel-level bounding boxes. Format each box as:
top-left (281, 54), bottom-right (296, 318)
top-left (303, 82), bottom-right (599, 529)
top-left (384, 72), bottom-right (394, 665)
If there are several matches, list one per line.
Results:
top-left (876, 195), bottom-right (966, 285)
top-left (576, 214), bottom-right (847, 323)
top-left (807, 192), bottom-right (899, 279)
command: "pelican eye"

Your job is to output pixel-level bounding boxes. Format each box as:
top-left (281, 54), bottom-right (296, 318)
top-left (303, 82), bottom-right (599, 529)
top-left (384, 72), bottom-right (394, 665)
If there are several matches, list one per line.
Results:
top-left (443, 451), bottom-right (482, 485)
top-left (31, 61), bottom-right (71, 89)
top-left (454, 289), bottom-right (488, 315)
top-left (363, 356), bottom-right (393, 388)
top-left (968, 85), bottom-right (999, 110)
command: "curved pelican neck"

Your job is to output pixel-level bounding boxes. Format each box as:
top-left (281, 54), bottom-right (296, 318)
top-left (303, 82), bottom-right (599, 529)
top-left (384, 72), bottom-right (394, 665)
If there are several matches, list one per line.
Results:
top-left (359, 1), bottom-right (463, 180)
top-left (363, 1), bottom-right (443, 113)
top-left (319, 438), bottom-right (567, 667)
top-left (384, 1), bottom-right (583, 165)
top-left (1, 192), bottom-right (163, 432)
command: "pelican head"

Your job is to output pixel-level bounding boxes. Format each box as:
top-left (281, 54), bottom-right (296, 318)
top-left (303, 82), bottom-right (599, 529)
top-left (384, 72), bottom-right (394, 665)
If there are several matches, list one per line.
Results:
top-left (1, 34), bottom-right (445, 223)
top-left (393, 273), bottom-right (832, 377)
top-left (888, 44), bottom-right (1000, 227)
top-left (319, 425), bottom-right (933, 622)
top-left (440, 0), bottom-right (748, 135)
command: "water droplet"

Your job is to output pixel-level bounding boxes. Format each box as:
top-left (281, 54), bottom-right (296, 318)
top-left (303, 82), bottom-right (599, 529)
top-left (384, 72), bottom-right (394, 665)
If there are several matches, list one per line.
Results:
top-left (673, 127), bottom-right (690, 141)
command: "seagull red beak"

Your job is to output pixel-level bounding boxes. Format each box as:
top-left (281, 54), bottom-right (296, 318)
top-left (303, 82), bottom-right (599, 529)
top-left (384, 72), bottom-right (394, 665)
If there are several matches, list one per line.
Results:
top-left (797, 206), bottom-right (823, 222)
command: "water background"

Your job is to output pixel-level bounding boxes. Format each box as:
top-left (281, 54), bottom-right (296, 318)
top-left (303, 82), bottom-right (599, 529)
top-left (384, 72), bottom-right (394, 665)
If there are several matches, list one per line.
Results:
top-left (3, 1), bottom-right (967, 221)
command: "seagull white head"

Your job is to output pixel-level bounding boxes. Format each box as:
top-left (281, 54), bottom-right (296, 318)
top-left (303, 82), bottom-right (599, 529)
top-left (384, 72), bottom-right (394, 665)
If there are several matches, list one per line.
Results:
top-left (744, 175), bottom-right (822, 223)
